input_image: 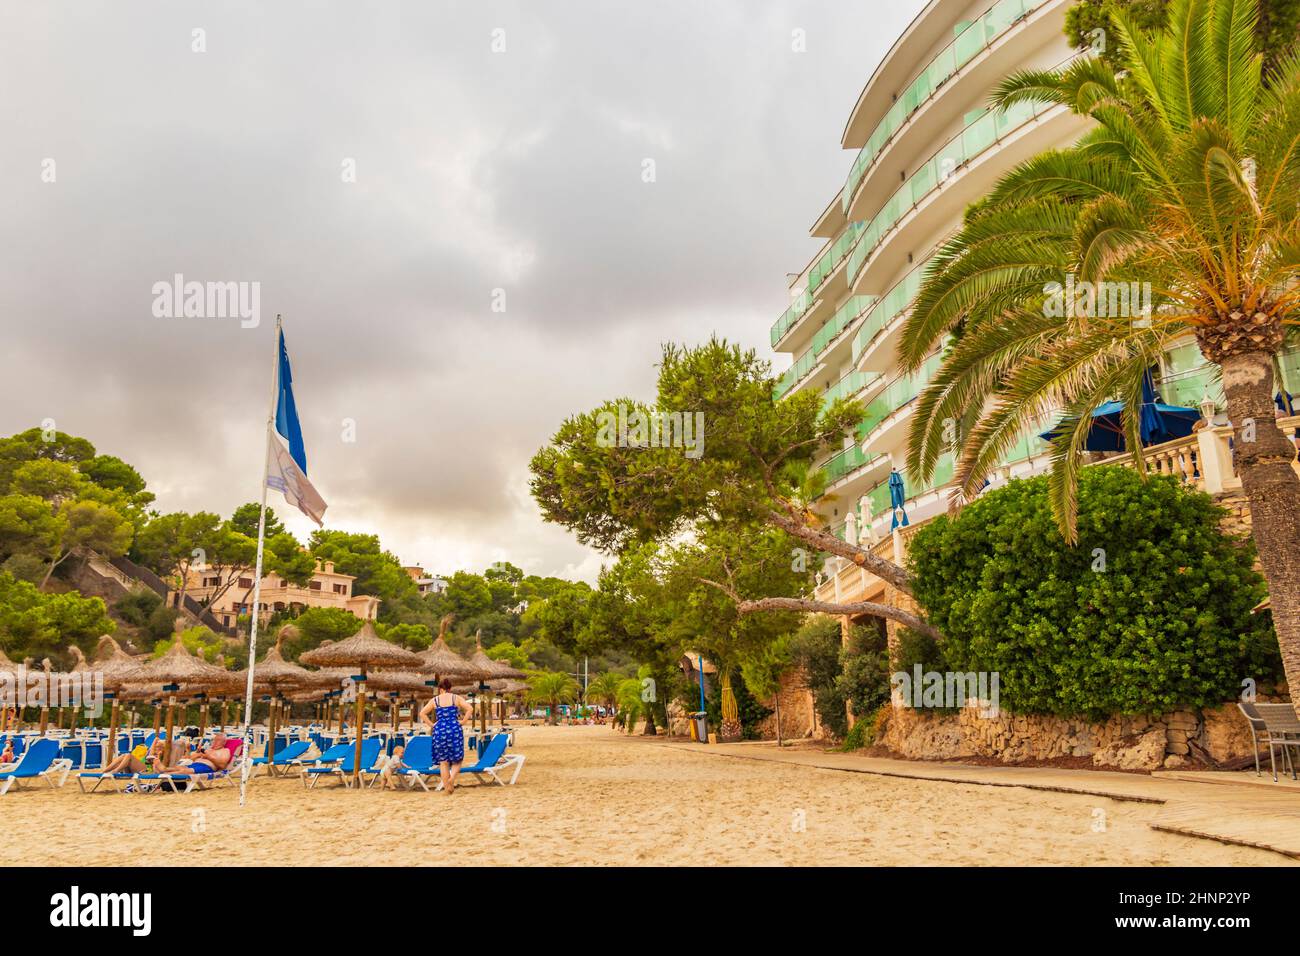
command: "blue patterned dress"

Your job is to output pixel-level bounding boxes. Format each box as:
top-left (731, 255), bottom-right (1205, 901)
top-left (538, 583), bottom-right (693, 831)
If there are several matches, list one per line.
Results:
top-left (431, 695), bottom-right (465, 764)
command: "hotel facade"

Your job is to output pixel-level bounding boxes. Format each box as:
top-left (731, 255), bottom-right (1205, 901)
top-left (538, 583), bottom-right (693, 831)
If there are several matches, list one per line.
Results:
top-left (769, 0), bottom-right (1300, 625)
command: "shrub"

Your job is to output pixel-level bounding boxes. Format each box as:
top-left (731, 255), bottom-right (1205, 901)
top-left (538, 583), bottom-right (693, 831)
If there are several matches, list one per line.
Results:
top-left (113, 588), bottom-right (162, 627)
top-left (908, 467), bottom-right (1280, 718)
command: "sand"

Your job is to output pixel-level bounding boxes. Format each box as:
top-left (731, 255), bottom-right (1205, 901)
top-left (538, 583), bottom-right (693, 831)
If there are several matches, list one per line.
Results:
top-left (0, 724), bottom-right (1288, 866)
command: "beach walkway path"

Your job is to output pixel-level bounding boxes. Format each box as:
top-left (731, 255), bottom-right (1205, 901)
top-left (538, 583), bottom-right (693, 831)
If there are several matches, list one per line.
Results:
top-left (661, 739), bottom-right (1300, 860)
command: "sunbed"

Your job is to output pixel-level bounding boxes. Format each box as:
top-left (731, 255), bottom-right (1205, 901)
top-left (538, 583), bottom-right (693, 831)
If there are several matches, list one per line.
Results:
top-left (0, 739), bottom-right (74, 794)
top-left (422, 733), bottom-right (525, 789)
top-left (366, 736), bottom-right (434, 790)
top-left (251, 740), bottom-right (312, 777)
top-left (304, 738), bottom-right (383, 789)
top-left (286, 741), bottom-right (352, 779)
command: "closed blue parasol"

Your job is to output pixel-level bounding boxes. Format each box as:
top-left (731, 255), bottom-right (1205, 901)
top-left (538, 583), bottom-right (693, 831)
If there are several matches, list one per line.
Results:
top-left (888, 470), bottom-right (909, 530)
top-left (1040, 371), bottom-right (1200, 452)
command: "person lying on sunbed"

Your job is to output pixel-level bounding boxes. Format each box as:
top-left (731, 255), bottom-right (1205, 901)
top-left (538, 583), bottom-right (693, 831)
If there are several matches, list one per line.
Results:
top-left (158, 733), bottom-right (232, 775)
top-left (0, 739), bottom-right (13, 767)
top-left (101, 738), bottom-right (167, 776)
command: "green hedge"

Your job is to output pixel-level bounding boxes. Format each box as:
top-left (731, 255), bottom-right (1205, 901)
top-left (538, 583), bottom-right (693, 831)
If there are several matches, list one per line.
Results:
top-left (908, 467), bottom-right (1280, 718)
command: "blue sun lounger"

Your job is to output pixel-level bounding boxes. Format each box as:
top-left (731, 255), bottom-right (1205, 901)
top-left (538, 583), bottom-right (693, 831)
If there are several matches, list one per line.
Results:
top-left (365, 736), bottom-right (434, 790)
top-left (286, 741), bottom-right (352, 779)
top-left (0, 739), bottom-right (73, 795)
top-left (251, 740), bottom-right (312, 776)
top-left (421, 733), bottom-right (525, 789)
top-left (304, 738), bottom-right (383, 789)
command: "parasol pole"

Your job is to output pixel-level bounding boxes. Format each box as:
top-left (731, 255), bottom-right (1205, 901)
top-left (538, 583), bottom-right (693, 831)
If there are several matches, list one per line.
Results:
top-left (239, 314), bottom-right (282, 808)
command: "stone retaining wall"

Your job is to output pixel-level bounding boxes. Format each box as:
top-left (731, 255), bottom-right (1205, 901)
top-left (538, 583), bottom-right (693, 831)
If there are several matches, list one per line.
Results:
top-left (878, 700), bottom-right (1274, 769)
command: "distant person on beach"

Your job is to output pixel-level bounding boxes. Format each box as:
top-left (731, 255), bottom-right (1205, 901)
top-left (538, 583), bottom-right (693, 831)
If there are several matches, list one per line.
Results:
top-left (159, 732), bottom-right (232, 775)
top-left (377, 743), bottom-right (407, 790)
top-left (420, 678), bottom-right (472, 794)
top-left (101, 737), bottom-right (167, 775)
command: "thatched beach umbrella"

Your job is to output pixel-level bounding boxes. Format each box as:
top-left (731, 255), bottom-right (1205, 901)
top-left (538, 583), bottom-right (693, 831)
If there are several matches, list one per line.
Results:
top-left (0, 647), bottom-right (21, 733)
top-left (82, 636), bottom-right (147, 761)
top-left (242, 630), bottom-right (321, 763)
top-left (461, 634), bottom-right (526, 734)
top-left (300, 621), bottom-right (422, 785)
top-left (137, 640), bottom-right (231, 760)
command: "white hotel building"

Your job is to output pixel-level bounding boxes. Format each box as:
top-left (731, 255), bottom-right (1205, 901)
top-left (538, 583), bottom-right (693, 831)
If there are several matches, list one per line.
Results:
top-left (771, 0), bottom-right (1084, 614)
top-left (768, 0), bottom-right (1300, 620)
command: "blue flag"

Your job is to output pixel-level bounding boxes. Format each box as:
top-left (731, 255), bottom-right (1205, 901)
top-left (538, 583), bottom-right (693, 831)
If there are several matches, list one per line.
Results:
top-left (275, 329), bottom-right (308, 474)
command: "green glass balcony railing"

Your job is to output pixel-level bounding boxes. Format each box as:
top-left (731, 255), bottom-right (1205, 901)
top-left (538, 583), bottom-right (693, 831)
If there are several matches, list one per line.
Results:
top-left (808, 221), bottom-right (865, 297)
top-left (823, 443), bottom-right (880, 485)
top-left (822, 369), bottom-right (877, 409)
top-left (841, 0), bottom-right (1048, 214)
top-left (859, 352), bottom-right (944, 440)
top-left (774, 348), bottom-right (817, 399)
top-left (771, 290), bottom-right (814, 347)
top-left (851, 257), bottom-right (933, 364)
top-left (812, 295), bottom-right (877, 357)
top-left (846, 96), bottom-right (1054, 286)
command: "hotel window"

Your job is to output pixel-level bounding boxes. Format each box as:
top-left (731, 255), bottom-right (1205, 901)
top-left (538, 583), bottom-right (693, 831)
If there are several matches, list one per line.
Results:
top-left (333, 583), bottom-right (347, 595)
top-left (203, 576), bottom-right (220, 588)
top-left (238, 577), bottom-right (253, 589)
top-left (309, 580), bottom-right (322, 591)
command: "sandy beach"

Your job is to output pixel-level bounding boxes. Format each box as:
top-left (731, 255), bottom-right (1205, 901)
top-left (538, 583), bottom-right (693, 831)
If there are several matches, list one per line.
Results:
top-left (0, 725), bottom-right (1288, 866)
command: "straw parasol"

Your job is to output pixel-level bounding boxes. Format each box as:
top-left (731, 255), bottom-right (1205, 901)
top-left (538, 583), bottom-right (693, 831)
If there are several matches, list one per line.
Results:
top-left (460, 633), bottom-right (527, 734)
top-left (299, 621), bottom-right (422, 785)
top-left (82, 636), bottom-right (147, 760)
top-left (0, 647), bottom-right (20, 733)
top-left (137, 639), bottom-right (232, 760)
top-left (240, 628), bottom-right (322, 763)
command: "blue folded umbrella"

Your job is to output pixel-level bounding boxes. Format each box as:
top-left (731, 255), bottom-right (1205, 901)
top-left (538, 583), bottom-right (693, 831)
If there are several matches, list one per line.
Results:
top-left (1040, 371), bottom-right (1200, 452)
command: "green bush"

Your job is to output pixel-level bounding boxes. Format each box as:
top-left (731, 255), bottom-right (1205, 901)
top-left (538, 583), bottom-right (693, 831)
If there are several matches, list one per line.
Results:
top-left (113, 588), bottom-right (162, 628)
top-left (908, 467), bottom-right (1280, 718)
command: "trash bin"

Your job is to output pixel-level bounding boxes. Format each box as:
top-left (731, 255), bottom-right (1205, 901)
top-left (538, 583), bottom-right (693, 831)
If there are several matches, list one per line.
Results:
top-left (690, 712), bottom-right (709, 743)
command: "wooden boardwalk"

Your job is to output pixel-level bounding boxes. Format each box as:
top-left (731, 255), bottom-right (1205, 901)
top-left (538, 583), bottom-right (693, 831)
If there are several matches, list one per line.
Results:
top-left (662, 740), bottom-right (1300, 859)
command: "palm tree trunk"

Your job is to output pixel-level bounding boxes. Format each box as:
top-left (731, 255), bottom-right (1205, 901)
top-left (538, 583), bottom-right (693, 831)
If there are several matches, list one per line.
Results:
top-left (1220, 350), bottom-right (1300, 713)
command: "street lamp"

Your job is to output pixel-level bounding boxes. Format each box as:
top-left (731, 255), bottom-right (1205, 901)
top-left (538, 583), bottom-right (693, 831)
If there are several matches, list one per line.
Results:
top-left (1199, 392), bottom-right (1218, 425)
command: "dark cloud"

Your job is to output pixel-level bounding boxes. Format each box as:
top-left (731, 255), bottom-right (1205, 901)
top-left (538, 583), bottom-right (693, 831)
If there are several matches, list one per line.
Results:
top-left (0, 0), bottom-right (922, 580)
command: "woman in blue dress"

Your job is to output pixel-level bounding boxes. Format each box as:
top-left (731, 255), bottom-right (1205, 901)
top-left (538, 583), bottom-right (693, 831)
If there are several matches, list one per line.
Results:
top-left (420, 677), bottom-right (474, 794)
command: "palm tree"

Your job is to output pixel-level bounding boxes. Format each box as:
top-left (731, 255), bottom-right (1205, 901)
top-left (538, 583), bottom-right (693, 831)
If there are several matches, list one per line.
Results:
top-left (615, 677), bottom-right (646, 733)
top-left (586, 671), bottom-right (624, 727)
top-left (527, 671), bottom-right (580, 725)
top-left (900, 0), bottom-right (1300, 705)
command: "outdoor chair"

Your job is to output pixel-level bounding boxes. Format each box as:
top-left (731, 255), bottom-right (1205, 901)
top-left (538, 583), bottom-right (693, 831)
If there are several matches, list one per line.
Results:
top-left (425, 733), bottom-right (525, 789)
top-left (0, 739), bottom-right (74, 795)
top-left (1238, 701), bottom-right (1300, 781)
top-left (251, 740), bottom-right (312, 777)
top-left (304, 738), bottom-right (382, 789)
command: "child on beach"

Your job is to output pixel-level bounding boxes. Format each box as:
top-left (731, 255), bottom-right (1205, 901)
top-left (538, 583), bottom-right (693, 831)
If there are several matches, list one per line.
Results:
top-left (377, 744), bottom-right (406, 790)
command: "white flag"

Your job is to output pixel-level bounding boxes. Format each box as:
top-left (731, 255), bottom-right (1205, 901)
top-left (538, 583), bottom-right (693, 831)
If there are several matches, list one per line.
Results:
top-left (267, 435), bottom-right (327, 525)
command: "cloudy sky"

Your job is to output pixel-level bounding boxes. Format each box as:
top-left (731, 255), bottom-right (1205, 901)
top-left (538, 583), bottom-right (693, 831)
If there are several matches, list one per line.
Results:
top-left (0, 0), bottom-right (924, 583)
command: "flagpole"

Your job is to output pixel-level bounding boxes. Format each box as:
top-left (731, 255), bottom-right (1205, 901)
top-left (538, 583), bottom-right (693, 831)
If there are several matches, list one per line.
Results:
top-left (238, 314), bottom-right (283, 807)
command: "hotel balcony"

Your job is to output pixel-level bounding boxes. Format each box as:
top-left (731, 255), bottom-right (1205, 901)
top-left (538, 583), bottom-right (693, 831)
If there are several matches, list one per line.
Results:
top-left (847, 97), bottom-right (1088, 300)
top-left (841, 0), bottom-right (1070, 225)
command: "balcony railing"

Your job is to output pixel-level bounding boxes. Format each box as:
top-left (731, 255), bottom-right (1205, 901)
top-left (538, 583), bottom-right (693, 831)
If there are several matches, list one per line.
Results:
top-left (823, 443), bottom-right (881, 485)
top-left (841, 0), bottom-right (1049, 214)
top-left (822, 369), bottom-right (877, 409)
top-left (774, 349), bottom-right (817, 399)
top-left (851, 256), bottom-right (933, 364)
top-left (846, 96), bottom-right (1058, 286)
top-left (859, 352), bottom-right (944, 440)
top-left (812, 295), bottom-right (877, 357)
top-left (771, 290), bottom-right (814, 347)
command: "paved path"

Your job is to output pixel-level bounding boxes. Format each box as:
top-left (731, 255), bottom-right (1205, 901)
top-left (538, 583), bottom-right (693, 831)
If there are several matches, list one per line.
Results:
top-left (661, 740), bottom-right (1300, 859)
